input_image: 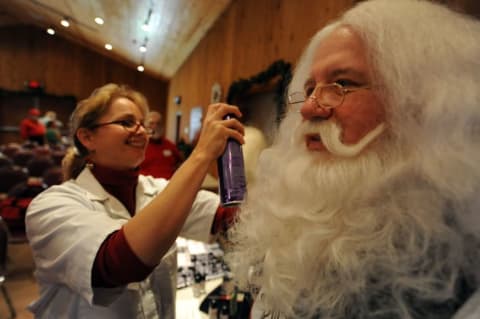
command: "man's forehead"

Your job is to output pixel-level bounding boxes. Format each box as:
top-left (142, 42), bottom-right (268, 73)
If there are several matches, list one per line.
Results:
top-left (309, 26), bottom-right (371, 82)
top-left (148, 112), bottom-right (162, 121)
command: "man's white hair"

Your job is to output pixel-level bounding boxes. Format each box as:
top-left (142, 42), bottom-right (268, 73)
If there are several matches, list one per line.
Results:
top-left (227, 1), bottom-right (480, 318)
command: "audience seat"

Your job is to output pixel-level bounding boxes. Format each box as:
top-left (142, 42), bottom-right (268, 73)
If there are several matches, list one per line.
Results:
top-left (34, 146), bottom-right (52, 158)
top-left (51, 150), bottom-right (66, 166)
top-left (0, 217), bottom-right (16, 319)
top-left (2, 179), bottom-right (46, 243)
top-left (12, 150), bottom-right (35, 168)
top-left (0, 156), bottom-right (13, 169)
top-left (1, 143), bottom-right (21, 159)
top-left (43, 166), bottom-right (64, 187)
top-left (0, 166), bottom-right (29, 194)
top-left (26, 156), bottom-right (55, 178)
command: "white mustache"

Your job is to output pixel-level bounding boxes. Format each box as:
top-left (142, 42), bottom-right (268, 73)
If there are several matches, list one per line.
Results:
top-left (297, 120), bottom-right (385, 157)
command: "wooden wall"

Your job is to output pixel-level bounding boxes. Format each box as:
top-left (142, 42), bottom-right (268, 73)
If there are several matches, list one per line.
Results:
top-left (166, 0), bottom-right (480, 142)
top-left (0, 25), bottom-right (168, 144)
top-left (167, 0), bottom-right (355, 142)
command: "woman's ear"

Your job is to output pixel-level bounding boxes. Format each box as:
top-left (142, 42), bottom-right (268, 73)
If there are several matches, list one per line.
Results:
top-left (76, 128), bottom-right (95, 152)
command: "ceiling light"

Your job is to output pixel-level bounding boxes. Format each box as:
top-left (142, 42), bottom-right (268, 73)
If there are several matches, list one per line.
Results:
top-left (94, 17), bottom-right (104, 25)
top-left (105, 43), bottom-right (113, 50)
top-left (142, 8), bottom-right (153, 32)
top-left (139, 45), bottom-right (147, 53)
top-left (137, 65), bottom-right (145, 72)
top-left (60, 18), bottom-right (70, 28)
top-left (46, 28), bottom-right (55, 35)
top-left (142, 23), bottom-right (150, 32)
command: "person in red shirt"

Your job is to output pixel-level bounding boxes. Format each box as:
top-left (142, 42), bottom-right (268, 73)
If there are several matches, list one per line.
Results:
top-left (140, 111), bottom-right (183, 179)
top-left (20, 108), bottom-right (46, 145)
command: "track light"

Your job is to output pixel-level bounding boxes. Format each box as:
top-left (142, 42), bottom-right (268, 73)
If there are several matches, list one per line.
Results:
top-left (142, 8), bottom-right (153, 32)
top-left (137, 65), bottom-right (145, 72)
top-left (60, 18), bottom-right (70, 28)
top-left (46, 28), bottom-right (55, 35)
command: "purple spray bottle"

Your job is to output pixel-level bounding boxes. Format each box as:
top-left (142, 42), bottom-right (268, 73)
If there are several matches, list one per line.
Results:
top-left (217, 114), bottom-right (247, 206)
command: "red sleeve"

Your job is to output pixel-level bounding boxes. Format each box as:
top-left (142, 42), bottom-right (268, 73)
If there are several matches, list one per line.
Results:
top-left (91, 227), bottom-right (155, 288)
top-left (20, 120), bottom-right (29, 139)
top-left (210, 205), bottom-right (239, 235)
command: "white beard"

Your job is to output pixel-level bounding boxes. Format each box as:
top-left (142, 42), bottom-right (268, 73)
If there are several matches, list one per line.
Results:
top-left (227, 115), bottom-right (472, 318)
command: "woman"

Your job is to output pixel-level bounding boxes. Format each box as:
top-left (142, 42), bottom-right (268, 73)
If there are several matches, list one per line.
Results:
top-left (26, 83), bottom-right (244, 318)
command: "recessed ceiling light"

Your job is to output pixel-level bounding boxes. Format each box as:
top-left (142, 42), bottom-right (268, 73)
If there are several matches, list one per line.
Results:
top-left (142, 23), bottom-right (150, 32)
top-left (60, 18), bottom-right (70, 28)
top-left (139, 45), bottom-right (147, 53)
top-left (105, 43), bottom-right (113, 50)
top-left (46, 28), bottom-right (55, 35)
top-left (94, 17), bottom-right (104, 25)
top-left (137, 65), bottom-right (145, 72)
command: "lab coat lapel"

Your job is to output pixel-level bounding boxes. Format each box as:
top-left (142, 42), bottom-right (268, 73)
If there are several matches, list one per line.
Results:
top-left (75, 168), bottom-right (132, 220)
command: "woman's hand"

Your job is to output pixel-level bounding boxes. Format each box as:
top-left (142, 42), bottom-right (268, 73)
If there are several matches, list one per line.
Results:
top-left (192, 103), bottom-right (245, 162)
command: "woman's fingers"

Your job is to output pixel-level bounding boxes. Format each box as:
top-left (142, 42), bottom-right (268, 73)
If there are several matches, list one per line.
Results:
top-left (206, 103), bottom-right (242, 120)
top-left (191, 103), bottom-right (245, 161)
top-left (223, 118), bottom-right (245, 143)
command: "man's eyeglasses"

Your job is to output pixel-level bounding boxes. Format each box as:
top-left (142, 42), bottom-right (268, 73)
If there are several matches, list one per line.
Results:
top-left (288, 83), bottom-right (373, 111)
top-left (90, 119), bottom-right (154, 136)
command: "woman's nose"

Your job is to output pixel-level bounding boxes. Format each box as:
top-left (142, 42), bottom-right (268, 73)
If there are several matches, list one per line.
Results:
top-left (300, 99), bottom-right (333, 121)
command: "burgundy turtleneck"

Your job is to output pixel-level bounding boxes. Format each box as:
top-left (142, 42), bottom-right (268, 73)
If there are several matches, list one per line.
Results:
top-left (90, 164), bottom-right (139, 216)
top-left (90, 164), bottom-right (153, 288)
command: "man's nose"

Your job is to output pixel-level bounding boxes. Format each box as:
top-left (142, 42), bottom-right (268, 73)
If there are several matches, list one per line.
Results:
top-left (300, 100), bottom-right (333, 121)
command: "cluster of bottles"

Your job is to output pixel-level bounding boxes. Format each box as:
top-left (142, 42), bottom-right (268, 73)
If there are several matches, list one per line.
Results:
top-left (207, 298), bottom-right (230, 319)
top-left (204, 273), bottom-right (252, 319)
top-left (178, 252), bottom-right (228, 291)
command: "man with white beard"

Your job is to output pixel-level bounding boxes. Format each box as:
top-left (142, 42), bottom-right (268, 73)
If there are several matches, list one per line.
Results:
top-left (227, 0), bottom-right (480, 318)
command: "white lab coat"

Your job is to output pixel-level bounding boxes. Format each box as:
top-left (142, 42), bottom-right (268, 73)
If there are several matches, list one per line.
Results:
top-left (26, 167), bottom-right (219, 319)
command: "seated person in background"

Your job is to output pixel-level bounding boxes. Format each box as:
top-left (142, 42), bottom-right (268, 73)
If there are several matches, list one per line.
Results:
top-left (140, 110), bottom-right (184, 179)
top-left (45, 120), bottom-right (62, 146)
top-left (20, 108), bottom-right (45, 145)
top-left (39, 110), bottom-right (63, 128)
top-left (228, 1), bottom-right (480, 318)
top-left (26, 84), bottom-right (244, 318)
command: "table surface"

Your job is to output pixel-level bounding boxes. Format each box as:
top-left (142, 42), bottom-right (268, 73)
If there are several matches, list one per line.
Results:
top-left (175, 277), bottom-right (223, 319)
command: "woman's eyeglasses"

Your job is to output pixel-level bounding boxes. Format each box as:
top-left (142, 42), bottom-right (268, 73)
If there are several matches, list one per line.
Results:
top-left (90, 119), bottom-right (154, 136)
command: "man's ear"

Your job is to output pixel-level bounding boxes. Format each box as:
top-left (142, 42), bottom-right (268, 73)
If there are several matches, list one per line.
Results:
top-left (76, 128), bottom-right (95, 152)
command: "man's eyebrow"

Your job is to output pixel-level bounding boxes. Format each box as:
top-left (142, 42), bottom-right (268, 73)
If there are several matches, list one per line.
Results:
top-left (303, 68), bottom-right (366, 88)
top-left (329, 68), bottom-right (365, 79)
top-left (303, 78), bottom-right (316, 89)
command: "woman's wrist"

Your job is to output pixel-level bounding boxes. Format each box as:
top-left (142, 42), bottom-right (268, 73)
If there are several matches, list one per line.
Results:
top-left (189, 149), bottom-right (215, 166)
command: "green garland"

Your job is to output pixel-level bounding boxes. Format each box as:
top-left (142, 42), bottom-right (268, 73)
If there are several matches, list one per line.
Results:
top-left (226, 60), bottom-right (292, 124)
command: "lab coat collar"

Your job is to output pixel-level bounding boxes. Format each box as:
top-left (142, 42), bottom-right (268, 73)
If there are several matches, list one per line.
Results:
top-left (75, 167), bottom-right (110, 202)
top-left (76, 167), bottom-right (159, 199)
top-left (137, 175), bottom-right (159, 197)
top-left (75, 167), bottom-right (160, 219)
top-left (75, 167), bottom-right (134, 220)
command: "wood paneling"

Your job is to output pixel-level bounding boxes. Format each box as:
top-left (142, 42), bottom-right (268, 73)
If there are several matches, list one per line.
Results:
top-left (166, 0), bottom-right (355, 142)
top-left (166, 0), bottom-right (480, 143)
top-left (2, 0), bottom-right (231, 79)
top-left (0, 25), bottom-right (168, 144)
